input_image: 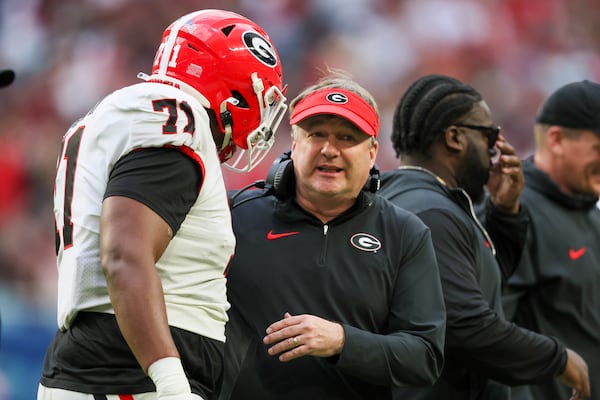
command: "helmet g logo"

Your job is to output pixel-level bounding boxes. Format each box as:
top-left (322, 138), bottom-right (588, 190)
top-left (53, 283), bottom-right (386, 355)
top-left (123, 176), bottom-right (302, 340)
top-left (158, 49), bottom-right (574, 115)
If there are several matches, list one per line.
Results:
top-left (350, 233), bottom-right (381, 253)
top-left (326, 92), bottom-right (348, 104)
top-left (243, 31), bottom-right (277, 67)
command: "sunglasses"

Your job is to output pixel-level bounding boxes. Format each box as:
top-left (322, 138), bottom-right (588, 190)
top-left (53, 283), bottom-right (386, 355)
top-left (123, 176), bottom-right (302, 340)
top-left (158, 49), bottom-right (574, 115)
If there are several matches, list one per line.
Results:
top-left (454, 123), bottom-right (501, 150)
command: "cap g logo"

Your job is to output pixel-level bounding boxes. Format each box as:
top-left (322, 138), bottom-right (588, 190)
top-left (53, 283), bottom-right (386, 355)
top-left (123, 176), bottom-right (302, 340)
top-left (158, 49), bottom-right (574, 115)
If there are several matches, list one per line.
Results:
top-left (326, 92), bottom-right (348, 104)
top-left (350, 233), bottom-right (381, 253)
top-left (243, 31), bottom-right (277, 67)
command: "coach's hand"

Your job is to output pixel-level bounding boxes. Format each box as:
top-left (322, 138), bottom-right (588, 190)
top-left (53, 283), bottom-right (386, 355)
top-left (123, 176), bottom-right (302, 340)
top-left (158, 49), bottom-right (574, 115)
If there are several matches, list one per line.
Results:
top-left (263, 312), bottom-right (345, 362)
top-left (560, 348), bottom-right (591, 399)
top-left (487, 134), bottom-right (524, 215)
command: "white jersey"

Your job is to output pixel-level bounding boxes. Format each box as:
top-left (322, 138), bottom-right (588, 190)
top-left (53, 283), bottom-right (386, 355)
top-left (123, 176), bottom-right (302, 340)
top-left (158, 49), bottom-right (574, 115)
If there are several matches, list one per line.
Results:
top-left (53, 81), bottom-right (234, 342)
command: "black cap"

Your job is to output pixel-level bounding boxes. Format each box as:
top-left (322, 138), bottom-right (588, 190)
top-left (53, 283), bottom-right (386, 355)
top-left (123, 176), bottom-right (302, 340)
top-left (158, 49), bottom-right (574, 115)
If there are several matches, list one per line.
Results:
top-left (0, 69), bottom-right (15, 88)
top-left (536, 80), bottom-right (600, 136)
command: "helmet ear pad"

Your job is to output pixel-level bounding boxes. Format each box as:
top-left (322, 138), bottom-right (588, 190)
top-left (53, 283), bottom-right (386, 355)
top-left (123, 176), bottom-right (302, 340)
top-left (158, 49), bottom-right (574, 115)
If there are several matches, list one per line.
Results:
top-left (203, 108), bottom-right (236, 163)
top-left (266, 150), bottom-right (295, 200)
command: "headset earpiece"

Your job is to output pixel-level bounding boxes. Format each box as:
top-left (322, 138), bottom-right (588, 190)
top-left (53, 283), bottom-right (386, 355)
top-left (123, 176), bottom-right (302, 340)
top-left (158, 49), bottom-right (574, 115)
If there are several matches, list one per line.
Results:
top-left (364, 164), bottom-right (381, 193)
top-left (266, 150), bottom-right (295, 200)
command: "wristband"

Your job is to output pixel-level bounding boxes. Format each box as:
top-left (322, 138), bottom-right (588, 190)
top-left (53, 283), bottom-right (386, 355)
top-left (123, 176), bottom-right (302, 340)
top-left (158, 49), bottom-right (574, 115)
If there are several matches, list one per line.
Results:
top-left (148, 357), bottom-right (192, 399)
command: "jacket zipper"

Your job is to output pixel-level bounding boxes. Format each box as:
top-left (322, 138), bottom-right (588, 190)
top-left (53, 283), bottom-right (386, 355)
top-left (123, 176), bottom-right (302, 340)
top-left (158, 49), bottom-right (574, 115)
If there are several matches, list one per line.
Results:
top-left (319, 224), bottom-right (329, 265)
top-left (460, 189), bottom-right (497, 256)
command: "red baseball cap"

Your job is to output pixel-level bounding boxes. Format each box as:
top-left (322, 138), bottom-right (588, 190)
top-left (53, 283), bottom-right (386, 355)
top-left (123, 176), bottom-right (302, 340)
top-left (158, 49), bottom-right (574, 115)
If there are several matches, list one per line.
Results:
top-left (290, 88), bottom-right (379, 137)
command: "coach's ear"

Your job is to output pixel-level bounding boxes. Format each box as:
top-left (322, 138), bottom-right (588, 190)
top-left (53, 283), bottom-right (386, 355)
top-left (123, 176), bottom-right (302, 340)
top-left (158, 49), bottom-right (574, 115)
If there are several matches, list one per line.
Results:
top-left (444, 125), bottom-right (466, 154)
top-left (545, 125), bottom-right (570, 157)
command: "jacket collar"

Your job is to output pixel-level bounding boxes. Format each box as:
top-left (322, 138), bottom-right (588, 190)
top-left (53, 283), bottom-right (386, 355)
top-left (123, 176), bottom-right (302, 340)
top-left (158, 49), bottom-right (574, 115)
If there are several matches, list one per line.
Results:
top-left (383, 166), bottom-right (496, 255)
top-left (524, 157), bottom-right (599, 210)
top-left (274, 190), bottom-right (376, 225)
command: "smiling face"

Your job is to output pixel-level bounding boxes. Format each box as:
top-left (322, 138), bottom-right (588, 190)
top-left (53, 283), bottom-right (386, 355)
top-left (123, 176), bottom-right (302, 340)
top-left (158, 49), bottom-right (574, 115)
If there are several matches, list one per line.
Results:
top-left (291, 115), bottom-right (377, 215)
top-left (556, 130), bottom-right (600, 196)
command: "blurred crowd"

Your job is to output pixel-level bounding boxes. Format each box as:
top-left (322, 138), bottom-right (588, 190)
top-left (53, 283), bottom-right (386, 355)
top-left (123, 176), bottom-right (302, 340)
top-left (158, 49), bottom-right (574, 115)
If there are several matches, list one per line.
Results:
top-left (1, 0), bottom-right (599, 398)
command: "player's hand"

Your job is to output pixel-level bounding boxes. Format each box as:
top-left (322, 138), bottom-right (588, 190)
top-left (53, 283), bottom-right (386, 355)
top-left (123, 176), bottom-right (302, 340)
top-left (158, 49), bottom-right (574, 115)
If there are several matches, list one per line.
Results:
top-left (560, 348), bottom-right (590, 399)
top-left (486, 134), bottom-right (523, 214)
top-left (263, 312), bottom-right (345, 362)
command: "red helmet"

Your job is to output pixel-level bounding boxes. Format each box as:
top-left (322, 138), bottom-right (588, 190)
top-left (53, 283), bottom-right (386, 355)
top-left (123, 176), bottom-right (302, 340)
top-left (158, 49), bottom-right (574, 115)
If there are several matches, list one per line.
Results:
top-left (149, 9), bottom-right (287, 172)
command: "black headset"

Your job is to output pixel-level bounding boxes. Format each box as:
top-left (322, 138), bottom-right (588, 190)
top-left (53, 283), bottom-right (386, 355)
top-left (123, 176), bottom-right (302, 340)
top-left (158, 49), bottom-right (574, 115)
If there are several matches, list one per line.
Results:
top-left (265, 150), bottom-right (295, 200)
top-left (365, 164), bottom-right (381, 193)
top-left (229, 150), bottom-right (380, 208)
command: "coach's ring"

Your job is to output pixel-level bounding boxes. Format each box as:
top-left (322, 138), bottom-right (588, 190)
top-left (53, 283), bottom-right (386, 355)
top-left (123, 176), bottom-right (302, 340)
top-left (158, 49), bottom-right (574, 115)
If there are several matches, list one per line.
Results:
top-left (292, 336), bottom-right (299, 347)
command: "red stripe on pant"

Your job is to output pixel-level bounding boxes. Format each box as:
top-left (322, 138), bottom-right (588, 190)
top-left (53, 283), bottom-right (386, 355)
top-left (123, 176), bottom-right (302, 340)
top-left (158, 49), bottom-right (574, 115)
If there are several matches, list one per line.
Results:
top-left (119, 396), bottom-right (134, 400)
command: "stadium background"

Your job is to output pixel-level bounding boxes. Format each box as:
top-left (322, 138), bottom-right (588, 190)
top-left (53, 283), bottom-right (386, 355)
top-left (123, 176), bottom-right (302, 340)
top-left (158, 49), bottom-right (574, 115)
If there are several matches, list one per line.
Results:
top-left (1, 0), bottom-right (599, 398)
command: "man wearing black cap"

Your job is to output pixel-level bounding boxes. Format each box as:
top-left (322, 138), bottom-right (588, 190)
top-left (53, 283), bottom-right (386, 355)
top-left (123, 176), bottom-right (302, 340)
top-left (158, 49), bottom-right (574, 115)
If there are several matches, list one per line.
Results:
top-left (503, 80), bottom-right (600, 400)
top-left (221, 73), bottom-right (446, 399)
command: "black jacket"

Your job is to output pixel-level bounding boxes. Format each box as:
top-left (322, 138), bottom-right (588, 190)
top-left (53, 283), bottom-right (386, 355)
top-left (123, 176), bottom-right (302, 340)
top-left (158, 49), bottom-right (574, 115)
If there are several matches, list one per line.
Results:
top-left (503, 158), bottom-right (600, 400)
top-left (379, 167), bottom-right (567, 400)
top-left (221, 189), bottom-right (446, 400)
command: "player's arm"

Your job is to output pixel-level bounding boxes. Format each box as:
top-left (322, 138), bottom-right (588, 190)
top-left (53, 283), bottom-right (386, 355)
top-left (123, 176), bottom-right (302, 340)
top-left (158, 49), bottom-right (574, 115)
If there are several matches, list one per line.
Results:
top-left (101, 194), bottom-right (176, 368)
top-left (100, 147), bottom-right (202, 396)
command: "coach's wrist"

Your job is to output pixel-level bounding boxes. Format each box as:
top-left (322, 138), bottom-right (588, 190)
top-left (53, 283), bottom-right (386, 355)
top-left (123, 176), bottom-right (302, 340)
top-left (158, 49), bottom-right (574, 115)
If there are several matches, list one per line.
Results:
top-left (148, 357), bottom-right (192, 399)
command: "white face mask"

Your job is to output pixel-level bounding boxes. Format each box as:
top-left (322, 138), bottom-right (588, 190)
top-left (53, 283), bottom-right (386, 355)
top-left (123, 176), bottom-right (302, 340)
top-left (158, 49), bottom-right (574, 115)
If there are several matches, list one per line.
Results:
top-left (222, 77), bottom-right (288, 173)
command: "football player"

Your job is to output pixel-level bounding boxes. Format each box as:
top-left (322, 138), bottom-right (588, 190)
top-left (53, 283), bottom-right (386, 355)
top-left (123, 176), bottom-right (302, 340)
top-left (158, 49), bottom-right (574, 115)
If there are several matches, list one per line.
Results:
top-left (38, 9), bottom-right (286, 400)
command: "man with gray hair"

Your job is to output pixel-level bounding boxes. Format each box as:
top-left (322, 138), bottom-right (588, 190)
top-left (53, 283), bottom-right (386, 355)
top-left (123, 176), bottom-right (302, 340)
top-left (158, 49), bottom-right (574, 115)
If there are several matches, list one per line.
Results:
top-left (222, 73), bottom-right (446, 399)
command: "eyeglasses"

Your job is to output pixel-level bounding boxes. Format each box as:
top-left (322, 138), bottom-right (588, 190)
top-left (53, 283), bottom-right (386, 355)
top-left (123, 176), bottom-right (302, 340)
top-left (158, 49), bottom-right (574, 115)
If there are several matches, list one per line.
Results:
top-left (454, 123), bottom-right (501, 150)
